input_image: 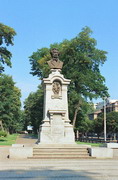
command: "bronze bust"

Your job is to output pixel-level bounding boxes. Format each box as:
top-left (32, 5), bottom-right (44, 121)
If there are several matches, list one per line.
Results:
top-left (47, 48), bottom-right (63, 69)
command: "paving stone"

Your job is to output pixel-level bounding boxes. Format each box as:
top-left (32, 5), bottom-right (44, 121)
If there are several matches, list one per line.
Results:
top-left (0, 159), bottom-right (118, 179)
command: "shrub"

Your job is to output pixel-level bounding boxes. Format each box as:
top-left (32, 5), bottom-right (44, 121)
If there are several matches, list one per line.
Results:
top-left (0, 131), bottom-right (7, 137)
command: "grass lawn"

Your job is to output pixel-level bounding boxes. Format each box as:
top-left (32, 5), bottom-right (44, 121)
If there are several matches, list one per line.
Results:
top-left (76, 141), bottom-right (103, 147)
top-left (0, 134), bottom-right (19, 146)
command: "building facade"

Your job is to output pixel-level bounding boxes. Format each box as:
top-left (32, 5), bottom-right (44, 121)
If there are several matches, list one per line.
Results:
top-left (89, 99), bottom-right (118, 120)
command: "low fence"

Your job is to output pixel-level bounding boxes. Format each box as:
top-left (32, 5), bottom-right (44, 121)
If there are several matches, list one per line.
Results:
top-left (76, 137), bottom-right (118, 143)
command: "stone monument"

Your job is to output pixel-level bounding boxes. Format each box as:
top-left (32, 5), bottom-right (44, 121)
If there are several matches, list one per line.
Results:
top-left (38, 48), bottom-right (75, 144)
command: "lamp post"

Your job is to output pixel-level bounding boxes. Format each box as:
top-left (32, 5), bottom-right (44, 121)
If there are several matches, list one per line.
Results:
top-left (104, 97), bottom-right (107, 142)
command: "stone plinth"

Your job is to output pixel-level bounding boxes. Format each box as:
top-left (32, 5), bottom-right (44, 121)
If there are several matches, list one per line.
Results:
top-left (38, 69), bottom-right (75, 144)
top-left (9, 147), bottom-right (33, 159)
top-left (102, 143), bottom-right (118, 149)
top-left (88, 147), bottom-right (113, 158)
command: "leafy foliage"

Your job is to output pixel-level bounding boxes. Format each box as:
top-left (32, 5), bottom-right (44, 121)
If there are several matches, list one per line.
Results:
top-left (106, 112), bottom-right (118, 134)
top-left (74, 101), bottom-right (94, 133)
top-left (92, 112), bottom-right (118, 138)
top-left (0, 130), bottom-right (7, 137)
top-left (24, 85), bottom-right (43, 133)
top-left (29, 26), bottom-right (109, 130)
top-left (30, 27), bottom-right (108, 98)
top-left (0, 23), bottom-right (16, 73)
top-left (93, 114), bottom-right (104, 138)
top-left (0, 74), bottom-right (22, 133)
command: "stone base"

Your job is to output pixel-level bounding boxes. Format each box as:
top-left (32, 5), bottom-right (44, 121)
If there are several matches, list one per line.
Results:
top-left (88, 147), bottom-right (113, 158)
top-left (102, 143), bottom-right (118, 149)
top-left (113, 149), bottom-right (118, 157)
top-left (38, 123), bottom-right (75, 144)
top-left (34, 143), bottom-right (91, 148)
top-left (9, 147), bottom-right (33, 159)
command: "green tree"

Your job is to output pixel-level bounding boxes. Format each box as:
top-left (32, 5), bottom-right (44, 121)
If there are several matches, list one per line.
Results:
top-left (106, 112), bottom-right (118, 135)
top-left (24, 85), bottom-right (43, 133)
top-left (0, 23), bottom-right (16, 73)
top-left (74, 101), bottom-right (94, 135)
top-left (92, 112), bottom-right (118, 139)
top-left (93, 114), bottom-right (104, 139)
top-left (29, 26), bottom-right (109, 128)
top-left (0, 74), bottom-right (22, 133)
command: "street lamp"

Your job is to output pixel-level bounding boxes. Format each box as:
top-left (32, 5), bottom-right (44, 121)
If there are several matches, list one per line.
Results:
top-left (103, 97), bottom-right (107, 142)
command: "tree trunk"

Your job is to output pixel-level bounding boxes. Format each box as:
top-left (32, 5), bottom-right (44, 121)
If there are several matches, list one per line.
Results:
top-left (0, 120), bottom-right (4, 131)
top-left (77, 130), bottom-right (79, 139)
top-left (73, 108), bottom-right (78, 129)
top-left (114, 133), bottom-right (116, 140)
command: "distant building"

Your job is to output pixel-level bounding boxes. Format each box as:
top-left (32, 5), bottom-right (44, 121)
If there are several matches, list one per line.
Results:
top-left (88, 99), bottom-right (118, 120)
top-left (102, 100), bottom-right (118, 113)
top-left (88, 110), bottom-right (101, 120)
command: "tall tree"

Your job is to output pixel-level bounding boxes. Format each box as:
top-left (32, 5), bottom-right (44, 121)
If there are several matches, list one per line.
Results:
top-left (93, 112), bottom-right (118, 139)
top-left (0, 23), bottom-right (16, 73)
top-left (74, 100), bottom-right (94, 135)
top-left (106, 112), bottom-right (118, 135)
top-left (24, 85), bottom-right (43, 133)
top-left (0, 74), bottom-right (22, 133)
top-left (93, 114), bottom-right (104, 139)
top-left (29, 27), bottom-right (109, 128)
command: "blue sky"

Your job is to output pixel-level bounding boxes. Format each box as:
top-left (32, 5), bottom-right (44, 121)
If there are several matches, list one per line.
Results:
top-left (1, 0), bottom-right (118, 107)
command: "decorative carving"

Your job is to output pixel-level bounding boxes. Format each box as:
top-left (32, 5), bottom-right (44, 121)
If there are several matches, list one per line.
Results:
top-left (52, 81), bottom-right (61, 95)
top-left (47, 48), bottom-right (63, 69)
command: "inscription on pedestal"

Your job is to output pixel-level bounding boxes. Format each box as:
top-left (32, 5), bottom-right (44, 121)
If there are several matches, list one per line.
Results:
top-left (51, 114), bottom-right (64, 142)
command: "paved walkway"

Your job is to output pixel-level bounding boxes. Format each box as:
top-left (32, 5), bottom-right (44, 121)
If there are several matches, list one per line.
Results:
top-left (15, 134), bottom-right (38, 145)
top-left (0, 134), bottom-right (37, 160)
top-left (0, 159), bottom-right (118, 179)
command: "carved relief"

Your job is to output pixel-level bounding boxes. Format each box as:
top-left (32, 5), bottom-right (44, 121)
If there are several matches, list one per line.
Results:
top-left (52, 81), bottom-right (61, 94)
top-left (52, 80), bottom-right (62, 99)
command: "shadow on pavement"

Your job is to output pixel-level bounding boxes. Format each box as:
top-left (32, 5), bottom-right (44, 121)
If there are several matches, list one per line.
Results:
top-left (19, 134), bottom-right (38, 139)
top-left (0, 168), bottom-right (98, 180)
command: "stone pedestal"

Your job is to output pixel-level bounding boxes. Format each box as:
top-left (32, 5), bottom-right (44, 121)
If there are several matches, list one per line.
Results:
top-left (38, 69), bottom-right (75, 144)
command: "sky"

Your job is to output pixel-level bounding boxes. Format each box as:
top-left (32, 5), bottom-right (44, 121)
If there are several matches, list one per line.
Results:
top-left (1, 0), bottom-right (118, 107)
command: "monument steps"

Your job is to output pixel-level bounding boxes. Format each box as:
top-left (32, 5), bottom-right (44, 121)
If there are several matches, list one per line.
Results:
top-left (33, 151), bottom-right (88, 154)
top-left (33, 154), bottom-right (90, 157)
top-left (28, 146), bottom-right (95, 159)
top-left (33, 148), bottom-right (88, 151)
top-left (28, 156), bottom-right (94, 159)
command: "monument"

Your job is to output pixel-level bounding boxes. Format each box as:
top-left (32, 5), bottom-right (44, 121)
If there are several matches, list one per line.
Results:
top-left (38, 48), bottom-right (75, 144)
top-left (9, 49), bottom-right (109, 159)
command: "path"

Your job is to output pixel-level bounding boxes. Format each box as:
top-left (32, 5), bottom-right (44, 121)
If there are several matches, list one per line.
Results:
top-left (0, 159), bottom-right (118, 179)
top-left (0, 134), bottom-right (37, 160)
top-left (15, 134), bottom-right (38, 146)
